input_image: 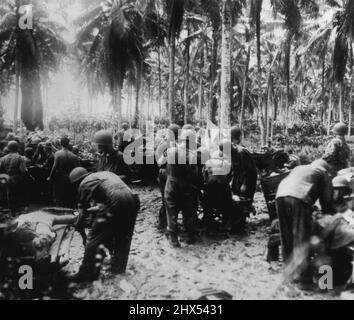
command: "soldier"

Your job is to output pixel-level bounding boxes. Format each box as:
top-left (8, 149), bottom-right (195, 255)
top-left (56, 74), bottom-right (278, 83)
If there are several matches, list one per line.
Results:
top-left (276, 158), bottom-right (335, 283)
top-left (156, 124), bottom-right (180, 231)
top-left (323, 122), bottom-right (351, 173)
top-left (164, 129), bottom-right (199, 247)
top-left (0, 141), bottom-right (28, 215)
top-left (230, 126), bottom-right (258, 202)
top-left (202, 141), bottom-right (232, 232)
top-left (94, 130), bottom-right (133, 183)
top-left (48, 137), bottom-right (80, 208)
top-left (69, 168), bottom-right (140, 283)
top-left (116, 122), bottom-right (134, 152)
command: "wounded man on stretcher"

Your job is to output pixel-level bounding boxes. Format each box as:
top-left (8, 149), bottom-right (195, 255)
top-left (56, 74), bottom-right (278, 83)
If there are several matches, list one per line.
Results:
top-left (1, 208), bottom-right (81, 268)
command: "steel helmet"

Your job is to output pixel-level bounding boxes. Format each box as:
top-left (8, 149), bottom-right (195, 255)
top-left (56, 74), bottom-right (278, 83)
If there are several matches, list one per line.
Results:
top-left (182, 124), bottom-right (194, 130)
top-left (332, 176), bottom-right (351, 189)
top-left (31, 136), bottom-right (42, 145)
top-left (231, 126), bottom-right (242, 141)
top-left (168, 124), bottom-right (180, 139)
top-left (7, 141), bottom-right (19, 153)
top-left (333, 123), bottom-right (348, 136)
top-left (69, 167), bottom-right (89, 184)
top-left (93, 130), bottom-right (113, 146)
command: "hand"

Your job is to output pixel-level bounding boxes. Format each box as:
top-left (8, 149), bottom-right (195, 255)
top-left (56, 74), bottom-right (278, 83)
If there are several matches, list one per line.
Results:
top-left (47, 177), bottom-right (51, 182)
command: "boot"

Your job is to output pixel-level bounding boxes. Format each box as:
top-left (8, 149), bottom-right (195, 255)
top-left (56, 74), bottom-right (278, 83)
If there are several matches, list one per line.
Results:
top-left (167, 233), bottom-right (181, 248)
top-left (185, 233), bottom-right (197, 245)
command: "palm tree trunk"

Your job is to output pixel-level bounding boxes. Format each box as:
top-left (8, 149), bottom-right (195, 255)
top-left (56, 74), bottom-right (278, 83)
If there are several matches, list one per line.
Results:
top-left (184, 21), bottom-right (190, 125)
top-left (169, 35), bottom-right (176, 124)
top-left (220, 0), bottom-right (232, 129)
top-left (147, 85), bottom-right (151, 121)
top-left (339, 82), bottom-right (344, 123)
top-left (240, 44), bottom-right (251, 135)
top-left (158, 47), bottom-right (162, 117)
top-left (117, 85), bottom-right (122, 128)
top-left (203, 43), bottom-right (209, 121)
top-left (14, 57), bottom-right (20, 133)
top-left (349, 44), bottom-right (353, 138)
top-left (321, 54), bottom-right (326, 123)
top-left (209, 29), bottom-right (218, 124)
top-left (266, 75), bottom-right (273, 144)
top-left (198, 48), bottom-right (204, 121)
top-left (285, 33), bottom-right (292, 134)
top-left (134, 71), bottom-right (142, 129)
top-left (328, 83), bottom-right (333, 136)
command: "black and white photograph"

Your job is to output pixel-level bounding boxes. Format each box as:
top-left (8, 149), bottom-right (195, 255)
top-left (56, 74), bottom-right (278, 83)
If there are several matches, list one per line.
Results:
top-left (0, 0), bottom-right (354, 304)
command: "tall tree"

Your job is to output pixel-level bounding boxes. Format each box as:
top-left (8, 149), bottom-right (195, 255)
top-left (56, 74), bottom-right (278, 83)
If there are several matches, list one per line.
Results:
top-left (220, 0), bottom-right (245, 129)
top-left (333, 0), bottom-right (354, 125)
top-left (165, 0), bottom-right (185, 123)
top-left (0, 0), bottom-right (66, 131)
top-left (75, 0), bottom-right (144, 123)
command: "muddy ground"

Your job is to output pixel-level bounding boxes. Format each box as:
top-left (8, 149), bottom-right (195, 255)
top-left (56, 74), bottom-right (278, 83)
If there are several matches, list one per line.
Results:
top-left (63, 186), bottom-right (341, 300)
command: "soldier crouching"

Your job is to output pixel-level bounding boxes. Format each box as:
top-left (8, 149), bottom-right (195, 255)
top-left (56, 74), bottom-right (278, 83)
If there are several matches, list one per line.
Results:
top-left (69, 168), bottom-right (140, 283)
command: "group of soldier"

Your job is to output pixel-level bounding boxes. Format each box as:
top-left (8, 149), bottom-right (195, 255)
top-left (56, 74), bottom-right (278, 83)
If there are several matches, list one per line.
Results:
top-left (1, 120), bottom-right (353, 287)
top-left (155, 124), bottom-right (257, 248)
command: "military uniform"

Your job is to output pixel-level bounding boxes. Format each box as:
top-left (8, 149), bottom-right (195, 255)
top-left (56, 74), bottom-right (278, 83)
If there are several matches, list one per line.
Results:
top-left (165, 146), bottom-right (199, 240)
top-left (76, 172), bottom-right (140, 279)
top-left (323, 137), bottom-right (350, 173)
top-left (97, 149), bottom-right (133, 182)
top-left (0, 153), bottom-right (27, 213)
top-left (276, 159), bottom-right (333, 281)
top-left (203, 154), bottom-right (233, 229)
top-left (50, 149), bottom-right (80, 208)
top-left (231, 144), bottom-right (257, 201)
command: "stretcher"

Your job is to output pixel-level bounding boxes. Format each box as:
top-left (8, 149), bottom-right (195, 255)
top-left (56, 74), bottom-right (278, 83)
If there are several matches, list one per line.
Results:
top-left (0, 208), bottom-right (79, 274)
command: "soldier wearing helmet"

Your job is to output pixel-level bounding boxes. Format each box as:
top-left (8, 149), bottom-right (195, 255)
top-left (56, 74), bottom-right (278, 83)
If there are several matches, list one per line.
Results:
top-left (93, 130), bottom-right (133, 182)
top-left (68, 168), bottom-right (140, 283)
top-left (323, 123), bottom-right (351, 174)
top-left (164, 128), bottom-right (200, 247)
top-left (116, 122), bottom-right (134, 153)
top-left (48, 137), bottom-right (80, 208)
top-left (230, 126), bottom-right (258, 204)
top-left (276, 158), bottom-right (335, 283)
top-left (0, 141), bottom-right (28, 215)
top-left (156, 124), bottom-right (180, 231)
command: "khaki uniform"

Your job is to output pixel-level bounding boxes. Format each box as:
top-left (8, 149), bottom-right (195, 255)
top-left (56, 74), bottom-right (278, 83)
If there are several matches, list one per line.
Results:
top-left (77, 172), bottom-right (140, 278)
top-left (276, 159), bottom-right (333, 280)
top-left (164, 146), bottom-right (199, 236)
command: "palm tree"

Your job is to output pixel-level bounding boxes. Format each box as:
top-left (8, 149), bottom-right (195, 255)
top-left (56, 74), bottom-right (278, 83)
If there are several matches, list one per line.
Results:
top-left (249, 0), bottom-right (266, 143)
top-left (75, 0), bottom-right (144, 124)
top-left (332, 0), bottom-right (354, 127)
top-left (165, 0), bottom-right (185, 123)
top-left (270, 0), bottom-right (319, 133)
top-left (201, 0), bottom-right (221, 124)
top-left (220, 0), bottom-right (245, 129)
top-left (0, 0), bottom-right (66, 131)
